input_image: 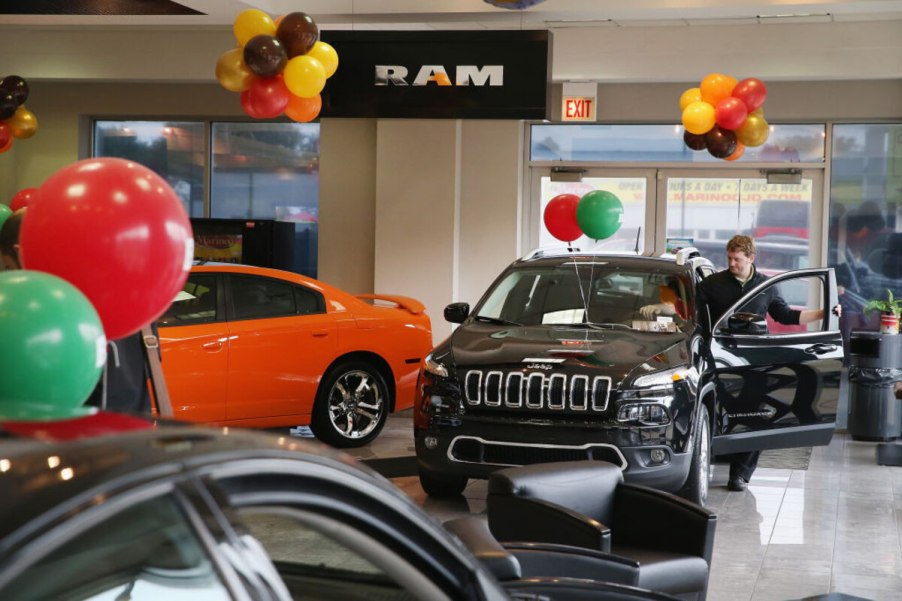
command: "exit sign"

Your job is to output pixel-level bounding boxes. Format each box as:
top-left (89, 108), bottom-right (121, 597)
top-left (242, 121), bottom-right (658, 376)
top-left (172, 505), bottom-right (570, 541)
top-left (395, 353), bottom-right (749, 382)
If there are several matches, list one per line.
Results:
top-left (561, 82), bottom-right (597, 122)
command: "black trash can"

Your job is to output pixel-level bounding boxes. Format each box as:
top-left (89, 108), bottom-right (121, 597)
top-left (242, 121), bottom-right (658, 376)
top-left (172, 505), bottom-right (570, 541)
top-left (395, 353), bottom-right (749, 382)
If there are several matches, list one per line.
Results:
top-left (847, 331), bottom-right (902, 442)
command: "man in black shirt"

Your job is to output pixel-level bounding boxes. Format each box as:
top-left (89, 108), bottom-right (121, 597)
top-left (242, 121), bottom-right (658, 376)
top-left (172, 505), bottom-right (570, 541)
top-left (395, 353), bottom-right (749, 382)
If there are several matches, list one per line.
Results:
top-left (696, 235), bottom-right (840, 492)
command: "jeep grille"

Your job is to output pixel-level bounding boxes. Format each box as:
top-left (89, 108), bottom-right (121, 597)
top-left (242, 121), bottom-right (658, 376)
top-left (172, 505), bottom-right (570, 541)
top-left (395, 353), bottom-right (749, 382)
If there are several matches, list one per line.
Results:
top-left (464, 370), bottom-right (611, 412)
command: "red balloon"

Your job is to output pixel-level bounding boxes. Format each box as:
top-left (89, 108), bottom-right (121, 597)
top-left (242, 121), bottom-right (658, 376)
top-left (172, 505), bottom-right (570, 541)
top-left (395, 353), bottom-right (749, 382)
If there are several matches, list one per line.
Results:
top-left (240, 89), bottom-right (267, 119)
top-left (247, 75), bottom-right (291, 118)
top-left (544, 194), bottom-right (582, 242)
top-left (732, 78), bottom-right (767, 112)
top-left (9, 187), bottom-right (38, 211)
top-left (19, 158), bottom-right (193, 339)
top-left (0, 122), bottom-right (10, 149)
top-left (714, 97), bottom-right (748, 131)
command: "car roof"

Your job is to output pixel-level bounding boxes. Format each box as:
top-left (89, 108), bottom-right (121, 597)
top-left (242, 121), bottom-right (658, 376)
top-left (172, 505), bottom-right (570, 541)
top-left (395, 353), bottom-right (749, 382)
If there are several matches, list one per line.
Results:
top-left (0, 417), bottom-right (385, 546)
top-left (512, 251), bottom-right (698, 273)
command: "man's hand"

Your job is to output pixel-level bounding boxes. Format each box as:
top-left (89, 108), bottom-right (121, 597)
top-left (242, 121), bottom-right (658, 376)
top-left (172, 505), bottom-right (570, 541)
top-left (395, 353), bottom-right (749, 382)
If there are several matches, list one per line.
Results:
top-left (640, 303), bottom-right (676, 320)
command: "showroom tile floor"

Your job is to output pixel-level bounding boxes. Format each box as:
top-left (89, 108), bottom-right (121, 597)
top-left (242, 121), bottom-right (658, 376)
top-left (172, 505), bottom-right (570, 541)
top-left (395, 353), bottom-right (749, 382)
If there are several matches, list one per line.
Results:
top-left (344, 412), bottom-right (902, 601)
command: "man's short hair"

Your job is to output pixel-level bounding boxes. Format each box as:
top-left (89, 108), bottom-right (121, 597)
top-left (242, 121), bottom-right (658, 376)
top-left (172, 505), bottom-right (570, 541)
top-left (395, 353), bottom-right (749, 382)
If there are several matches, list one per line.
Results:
top-left (726, 234), bottom-right (756, 257)
top-left (0, 208), bottom-right (25, 267)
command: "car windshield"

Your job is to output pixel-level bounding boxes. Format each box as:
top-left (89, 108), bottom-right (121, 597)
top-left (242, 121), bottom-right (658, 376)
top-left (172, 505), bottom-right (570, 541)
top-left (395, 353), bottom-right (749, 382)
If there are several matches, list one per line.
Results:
top-left (474, 261), bottom-right (692, 332)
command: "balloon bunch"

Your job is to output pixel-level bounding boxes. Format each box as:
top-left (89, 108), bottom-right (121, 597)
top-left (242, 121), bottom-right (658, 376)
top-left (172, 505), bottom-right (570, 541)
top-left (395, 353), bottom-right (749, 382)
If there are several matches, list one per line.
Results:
top-left (679, 74), bottom-right (769, 161)
top-left (544, 190), bottom-right (624, 244)
top-left (215, 9), bottom-right (338, 123)
top-left (0, 158), bottom-right (193, 420)
top-left (0, 75), bottom-right (38, 154)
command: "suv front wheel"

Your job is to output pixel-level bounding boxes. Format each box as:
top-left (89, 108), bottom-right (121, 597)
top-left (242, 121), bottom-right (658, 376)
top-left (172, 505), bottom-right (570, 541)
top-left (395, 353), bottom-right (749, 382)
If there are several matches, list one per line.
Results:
top-left (678, 404), bottom-right (711, 505)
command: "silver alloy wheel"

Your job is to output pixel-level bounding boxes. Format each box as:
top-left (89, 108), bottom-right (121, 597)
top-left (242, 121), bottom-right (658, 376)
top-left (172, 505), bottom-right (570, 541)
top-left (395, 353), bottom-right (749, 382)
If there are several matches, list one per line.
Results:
top-left (325, 369), bottom-right (384, 440)
top-left (698, 412), bottom-right (710, 503)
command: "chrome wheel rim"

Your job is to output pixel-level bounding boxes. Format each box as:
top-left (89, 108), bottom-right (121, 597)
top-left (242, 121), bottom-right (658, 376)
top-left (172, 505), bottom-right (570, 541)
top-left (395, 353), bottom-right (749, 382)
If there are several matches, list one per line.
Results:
top-left (326, 370), bottom-right (383, 440)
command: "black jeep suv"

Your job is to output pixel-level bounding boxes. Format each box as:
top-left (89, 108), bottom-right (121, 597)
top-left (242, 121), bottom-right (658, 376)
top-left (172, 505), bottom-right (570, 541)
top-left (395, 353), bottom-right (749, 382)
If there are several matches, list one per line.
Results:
top-left (415, 247), bottom-right (843, 504)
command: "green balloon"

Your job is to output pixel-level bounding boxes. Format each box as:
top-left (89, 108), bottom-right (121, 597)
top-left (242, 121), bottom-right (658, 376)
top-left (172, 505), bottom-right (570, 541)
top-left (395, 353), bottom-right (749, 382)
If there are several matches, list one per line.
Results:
top-left (0, 204), bottom-right (11, 230)
top-left (576, 190), bottom-right (624, 240)
top-left (0, 270), bottom-right (105, 420)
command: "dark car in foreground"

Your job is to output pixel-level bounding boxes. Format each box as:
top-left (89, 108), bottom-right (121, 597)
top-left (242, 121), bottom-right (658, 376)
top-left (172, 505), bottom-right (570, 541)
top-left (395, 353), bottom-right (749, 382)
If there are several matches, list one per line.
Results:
top-left (415, 247), bottom-right (843, 504)
top-left (0, 413), bottom-right (677, 601)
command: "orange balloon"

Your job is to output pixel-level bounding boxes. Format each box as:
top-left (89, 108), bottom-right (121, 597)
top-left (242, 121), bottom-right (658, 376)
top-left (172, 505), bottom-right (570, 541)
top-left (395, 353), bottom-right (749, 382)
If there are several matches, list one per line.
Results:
top-left (724, 142), bottom-right (746, 161)
top-left (700, 73), bottom-right (738, 106)
top-left (682, 101), bottom-right (715, 135)
top-left (284, 94), bottom-right (322, 122)
top-left (679, 87), bottom-right (702, 112)
top-left (274, 14), bottom-right (285, 28)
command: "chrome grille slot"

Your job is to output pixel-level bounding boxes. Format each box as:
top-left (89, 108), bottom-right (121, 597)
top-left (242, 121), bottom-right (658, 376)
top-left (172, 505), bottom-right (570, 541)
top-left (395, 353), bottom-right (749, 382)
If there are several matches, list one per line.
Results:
top-left (547, 374), bottom-right (566, 409)
top-left (485, 371), bottom-right (503, 407)
top-left (570, 375), bottom-right (589, 411)
top-left (465, 371), bottom-right (482, 405)
top-left (592, 376), bottom-right (612, 411)
top-left (505, 373), bottom-right (523, 407)
top-left (526, 373), bottom-right (545, 408)
top-left (462, 369), bottom-right (612, 413)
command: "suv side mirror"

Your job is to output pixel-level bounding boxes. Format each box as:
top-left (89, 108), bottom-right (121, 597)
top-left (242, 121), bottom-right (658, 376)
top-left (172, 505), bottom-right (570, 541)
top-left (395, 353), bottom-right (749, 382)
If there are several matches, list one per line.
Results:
top-left (444, 302), bottom-right (470, 324)
top-left (726, 311), bottom-right (768, 335)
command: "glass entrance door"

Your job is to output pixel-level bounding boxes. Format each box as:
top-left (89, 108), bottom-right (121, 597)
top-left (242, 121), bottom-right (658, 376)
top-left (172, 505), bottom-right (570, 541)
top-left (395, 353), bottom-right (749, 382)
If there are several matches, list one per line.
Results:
top-left (528, 168), bottom-right (657, 254)
top-left (657, 169), bottom-right (825, 273)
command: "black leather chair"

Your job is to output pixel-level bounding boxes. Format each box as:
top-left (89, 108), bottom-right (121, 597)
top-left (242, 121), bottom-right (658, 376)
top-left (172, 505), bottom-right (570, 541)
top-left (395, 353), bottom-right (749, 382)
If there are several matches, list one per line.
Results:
top-left (486, 461), bottom-right (716, 601)
top-left (444, 517), bottom-right (681, 601)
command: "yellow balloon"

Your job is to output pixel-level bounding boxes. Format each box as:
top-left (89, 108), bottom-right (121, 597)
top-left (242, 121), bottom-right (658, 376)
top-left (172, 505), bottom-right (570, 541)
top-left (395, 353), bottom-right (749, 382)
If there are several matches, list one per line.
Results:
top-left (736, 114), bottom-right (770, 147)
top-left (9, 106), bottom-right (37, 139)
top-left (233, 9), bottom-right (276, 47)
top-left (306, 41), bottom-right (339, 78)
top-left (682, 101), bottom-right (715, 135)
top-left (215, 47), bottom-right (254, 92)
top-left (283, 55), bottom-right (326, 98)
top-left (679, 87), bottom-right (702, 112)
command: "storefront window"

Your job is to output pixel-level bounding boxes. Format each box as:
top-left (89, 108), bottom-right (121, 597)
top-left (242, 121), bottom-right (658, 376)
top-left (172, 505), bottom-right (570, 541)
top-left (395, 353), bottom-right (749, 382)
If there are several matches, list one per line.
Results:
top-left (93, 121), bottom-right (205, 216)
top-left (530, 124), bottom-right (825, 163)
top-left (829, 124), bottom-right (902, 335)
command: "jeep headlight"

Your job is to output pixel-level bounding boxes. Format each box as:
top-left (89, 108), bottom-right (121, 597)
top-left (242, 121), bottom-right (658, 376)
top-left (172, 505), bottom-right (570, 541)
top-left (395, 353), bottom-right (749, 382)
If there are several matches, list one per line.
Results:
top-left (424, 353), bottom-right (449, 378)
top-left (633, 367), bottom-right (691, 390)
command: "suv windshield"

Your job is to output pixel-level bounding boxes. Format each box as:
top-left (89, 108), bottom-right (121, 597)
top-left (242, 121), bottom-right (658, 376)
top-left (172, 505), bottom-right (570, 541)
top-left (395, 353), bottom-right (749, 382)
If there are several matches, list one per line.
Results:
top-left (474, 261), bottom-right (692, 332)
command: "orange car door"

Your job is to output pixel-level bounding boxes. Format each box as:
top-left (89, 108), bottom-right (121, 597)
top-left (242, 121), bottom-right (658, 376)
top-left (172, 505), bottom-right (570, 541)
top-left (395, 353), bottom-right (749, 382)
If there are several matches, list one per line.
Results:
top-left (157, 273), bottom-right (229, 422)
top-left (225, 275), bottom-right (337, 421)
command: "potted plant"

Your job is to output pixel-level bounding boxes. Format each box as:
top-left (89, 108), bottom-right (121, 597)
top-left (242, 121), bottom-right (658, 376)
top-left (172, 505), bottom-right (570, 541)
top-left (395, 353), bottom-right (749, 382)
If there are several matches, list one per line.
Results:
top-left (864, 288), bottom-right (902, 335)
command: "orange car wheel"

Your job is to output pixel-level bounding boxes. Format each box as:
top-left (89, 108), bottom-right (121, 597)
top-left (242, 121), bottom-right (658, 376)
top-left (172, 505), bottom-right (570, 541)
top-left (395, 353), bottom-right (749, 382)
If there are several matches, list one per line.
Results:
top-left (311, 360), bottom-right (389, 448)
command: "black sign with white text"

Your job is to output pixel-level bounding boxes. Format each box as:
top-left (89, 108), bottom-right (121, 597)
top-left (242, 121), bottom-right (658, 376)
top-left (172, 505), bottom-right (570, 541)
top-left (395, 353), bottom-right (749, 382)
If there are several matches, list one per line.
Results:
top-left (320, 30), bottom-right (551, 119)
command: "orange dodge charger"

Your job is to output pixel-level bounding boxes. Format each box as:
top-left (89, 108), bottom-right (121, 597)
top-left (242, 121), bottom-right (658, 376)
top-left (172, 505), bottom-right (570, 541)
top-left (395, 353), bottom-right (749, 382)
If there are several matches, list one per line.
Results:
top-left (157, 263), bottom-right (432, 447)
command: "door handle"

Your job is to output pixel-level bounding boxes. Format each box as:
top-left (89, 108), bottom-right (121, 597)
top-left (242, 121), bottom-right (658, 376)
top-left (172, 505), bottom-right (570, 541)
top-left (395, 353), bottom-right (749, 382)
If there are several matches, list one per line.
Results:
top-left (804, 343), bottom-right (837, 355)
top-left (312, 330), bottom-right (329, 338)
top-left (202, 340), bottom-right (224, 350)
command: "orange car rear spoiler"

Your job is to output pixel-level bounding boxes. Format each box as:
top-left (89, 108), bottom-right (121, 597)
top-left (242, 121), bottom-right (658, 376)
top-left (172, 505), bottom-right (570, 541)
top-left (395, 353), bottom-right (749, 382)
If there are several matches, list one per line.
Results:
top-left (355, 294), bottom-right (426, 315)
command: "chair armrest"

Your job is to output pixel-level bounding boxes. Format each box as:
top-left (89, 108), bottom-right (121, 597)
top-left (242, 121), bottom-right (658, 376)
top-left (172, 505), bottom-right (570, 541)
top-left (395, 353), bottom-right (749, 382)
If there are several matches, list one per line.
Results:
top-left (613, 483), bottom-right (717, 563)
top-left (443, 517), bottom-right (521, 581)
top-left (502, 542), bottom-right (640, 586)
top-left (487, 493), bottom-right (612, 551)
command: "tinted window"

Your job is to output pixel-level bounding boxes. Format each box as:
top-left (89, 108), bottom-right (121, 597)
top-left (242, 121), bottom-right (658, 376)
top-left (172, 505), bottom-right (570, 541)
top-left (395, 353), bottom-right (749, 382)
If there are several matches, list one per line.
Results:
top-left (158, 274), bottom-right (219, 326)
top-left (732, 274), bottom-right (826, 335)
top-left (477, 263), bottom-right (691, 332)
top-left (232, 275), bottom-right (297, 320)
top-left (295, 285), bottom-right (326, 315)
top-left (1, 495), bottom-right (230, 600)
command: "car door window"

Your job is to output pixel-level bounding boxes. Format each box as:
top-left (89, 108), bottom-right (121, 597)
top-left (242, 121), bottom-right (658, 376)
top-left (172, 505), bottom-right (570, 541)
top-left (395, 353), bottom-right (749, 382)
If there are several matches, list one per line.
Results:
top-left (158, 274), bottom-right (220, 326)
top-left (1, 495), bottom-right (231, 601)
top-left (727, 274), bottom-right (828, 335)
top-left (294, 284), bottom-right (325, 316)
top-left (232, 275), bottom-right (297, 320)
top-left (238, 508), bottom-right (450, 601)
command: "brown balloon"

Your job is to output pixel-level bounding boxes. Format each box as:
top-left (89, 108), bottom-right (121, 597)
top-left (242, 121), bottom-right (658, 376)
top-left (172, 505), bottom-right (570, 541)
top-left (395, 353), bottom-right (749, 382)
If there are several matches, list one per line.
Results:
top-left (683, 131), bottom-right (707, 151)
top-left (243, 35), bottom-right (287, 78)
top-left (276, 12), bottom-right (318, 58)
top-left (0, 75), bottom-right (29, 106)
top-left (704, 125), bottom-right (737, 159)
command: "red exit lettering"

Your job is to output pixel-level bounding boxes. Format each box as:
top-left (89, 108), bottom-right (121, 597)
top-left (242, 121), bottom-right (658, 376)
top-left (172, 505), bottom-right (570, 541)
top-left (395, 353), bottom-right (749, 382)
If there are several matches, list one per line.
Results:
top-left (564, 98), bottom-right (594, 119)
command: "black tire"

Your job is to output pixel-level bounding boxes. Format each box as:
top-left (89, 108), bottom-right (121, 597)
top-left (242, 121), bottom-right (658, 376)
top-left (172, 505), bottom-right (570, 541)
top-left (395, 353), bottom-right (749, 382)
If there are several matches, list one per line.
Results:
top-left (418, 467), bottom-right (468, 498)
top-left (679, 404), bottom-right (711, 505)
top-left (311, 360), bottom-right (389, 448)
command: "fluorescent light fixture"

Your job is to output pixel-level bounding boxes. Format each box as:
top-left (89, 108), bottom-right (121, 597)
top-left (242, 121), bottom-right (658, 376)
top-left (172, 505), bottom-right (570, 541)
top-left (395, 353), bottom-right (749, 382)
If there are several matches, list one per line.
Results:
top-left (757, 13), bottom-right (833, 23)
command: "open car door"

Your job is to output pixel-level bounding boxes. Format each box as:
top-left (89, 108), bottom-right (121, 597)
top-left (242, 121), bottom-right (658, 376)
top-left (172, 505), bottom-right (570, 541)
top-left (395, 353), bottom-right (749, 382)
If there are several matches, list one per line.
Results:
top-left (707, 268), bottom-right (844, 455)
